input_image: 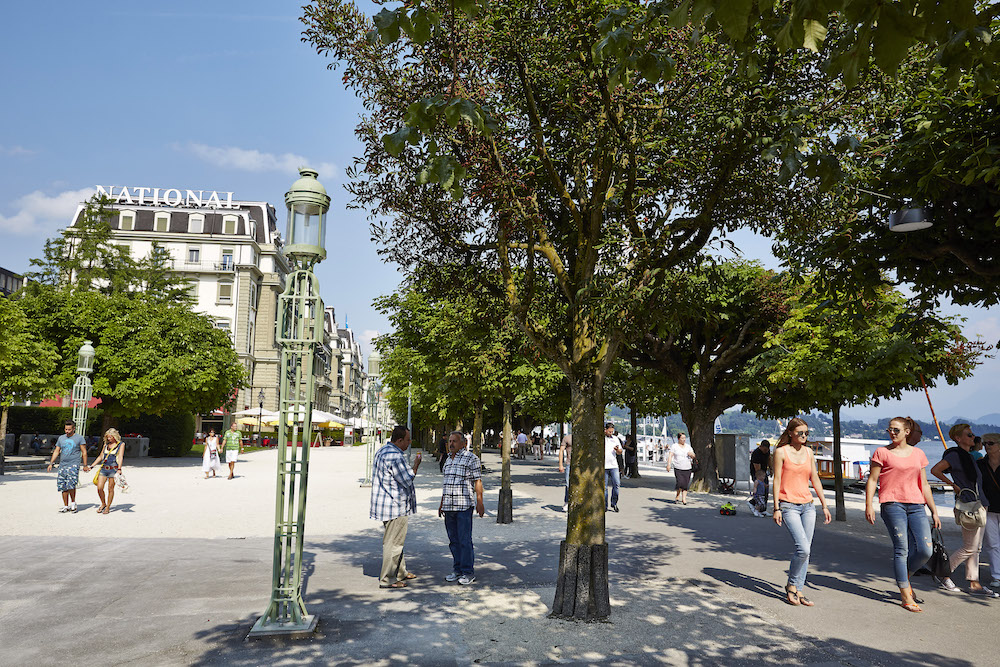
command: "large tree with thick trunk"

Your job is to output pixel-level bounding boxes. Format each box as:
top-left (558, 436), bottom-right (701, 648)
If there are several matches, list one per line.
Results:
top-left (303, 0), bottom-right (855, 620)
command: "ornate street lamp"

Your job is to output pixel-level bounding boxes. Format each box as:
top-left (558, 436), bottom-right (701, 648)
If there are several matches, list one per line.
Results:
top-left (72, 341), bottom-right (96, 437)
top-left (257, 389), bottom-right (265, 444)
top-left (250, 168), bottom-right (329, 638)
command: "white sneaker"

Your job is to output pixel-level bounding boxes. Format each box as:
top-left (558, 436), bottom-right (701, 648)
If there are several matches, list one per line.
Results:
top-left (562, 504), bottom-right (568, 512)
top-left (933, 576), bottom-right (959, 591)
top-left (445, 572), bottom-right (459, 582)
top-left (458, 575), bottom-right (476, 585)
top-left (58, 506), bottom-right (70, 513)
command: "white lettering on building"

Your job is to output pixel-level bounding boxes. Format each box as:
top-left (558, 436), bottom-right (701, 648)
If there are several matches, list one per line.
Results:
top-left (96, 185), bottom-right (238, 209)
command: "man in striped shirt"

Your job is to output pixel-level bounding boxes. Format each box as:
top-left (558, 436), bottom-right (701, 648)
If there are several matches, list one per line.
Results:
top-left (438, 431), bottom-right (485, 585)
top-left (370, 425), bottom-right (422, 589)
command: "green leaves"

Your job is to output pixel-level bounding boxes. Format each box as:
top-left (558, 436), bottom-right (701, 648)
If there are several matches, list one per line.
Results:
top-left (713, 0), bottom-right (753, 41)
top-left (872, 4), bottom-right (916, 75)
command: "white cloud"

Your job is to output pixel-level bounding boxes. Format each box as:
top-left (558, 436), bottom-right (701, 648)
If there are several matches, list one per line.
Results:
top-left (180, 142), bottom-right (337, 181)
top-left (359, 329), bottom-right (382, 359)
top-left (0, 187), bottom-right (95, 236)
top-left (0, 145), bottom-right (33, 156)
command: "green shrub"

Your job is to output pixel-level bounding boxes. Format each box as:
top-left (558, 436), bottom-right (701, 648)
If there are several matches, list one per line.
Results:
top-left (119, 412), bottom-right (196, 457)
top-left (6, 406), bottom-right (103, 437)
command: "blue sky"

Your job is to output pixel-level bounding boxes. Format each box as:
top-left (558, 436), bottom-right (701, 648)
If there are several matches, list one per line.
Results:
top-left (1, 1), bottom-right (995, 424)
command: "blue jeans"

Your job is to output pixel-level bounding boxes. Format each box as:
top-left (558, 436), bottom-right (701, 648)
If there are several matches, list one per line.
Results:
top-left (605, 468), bottom-right (620, 509)
top-left (880, 502), bottom-right (933, 588)
top-left (564, 466), bottom-right (570, 504)
top-left (779, 501), bottom-right (816, 588)
top-left (444, 507), bottom-right (474, 576)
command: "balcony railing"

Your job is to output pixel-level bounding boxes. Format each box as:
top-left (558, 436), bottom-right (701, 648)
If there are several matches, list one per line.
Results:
top-left (174, 259), bottom-right (236, 272)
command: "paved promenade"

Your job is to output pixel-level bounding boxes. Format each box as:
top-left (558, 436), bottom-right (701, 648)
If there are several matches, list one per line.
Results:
top-left (0, 446), bottom-right (992, 665)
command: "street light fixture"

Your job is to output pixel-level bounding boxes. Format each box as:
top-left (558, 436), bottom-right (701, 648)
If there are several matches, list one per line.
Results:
top-left (250, 168), bottom-right (330, 639)
top-left (72, 340), bottom-right (96, 437)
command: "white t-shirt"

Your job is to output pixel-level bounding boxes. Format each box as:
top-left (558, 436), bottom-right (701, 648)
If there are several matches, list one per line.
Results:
top-left (604, 435), bottom-right (621, 469)
top-left (669, 443), bottom-right (694, 470)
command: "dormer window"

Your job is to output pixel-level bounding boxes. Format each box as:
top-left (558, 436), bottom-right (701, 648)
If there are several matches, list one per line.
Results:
top-left (189, 214), bottom-right (204, 234)
top-left (119, 211), bottom-right (135, 231)
top-left (223, 215), bottom-right (238, 235)
top-left (155, 213), bottom-right (170, 232)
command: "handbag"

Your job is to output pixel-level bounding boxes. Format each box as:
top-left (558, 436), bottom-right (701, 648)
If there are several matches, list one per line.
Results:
top-left (925, 525), bottom-right (952, 578)
top-left (690, 456), bottom-right (700, 475)
top-left (953, 488), bottom-right (987, 529)
top-left (92, 469), bottom-right (100, 485)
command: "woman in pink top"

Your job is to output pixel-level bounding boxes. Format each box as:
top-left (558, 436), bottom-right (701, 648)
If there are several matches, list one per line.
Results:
top-left (865, 416), bottom-right (941, 612)
top-left (773, 418), bottom-right (831, 606)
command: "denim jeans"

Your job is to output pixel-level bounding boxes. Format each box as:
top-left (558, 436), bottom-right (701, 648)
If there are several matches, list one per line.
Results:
top-left (564, 466), bottom-right (570, 504)
top-left (879, 502), bottom-right (933, 588)
top-left (779, 501), bottom-right (816, 588)
top-left (444, 507), bottom-right (475, 576)
top-left (605, 467), bottom-right (621, 509)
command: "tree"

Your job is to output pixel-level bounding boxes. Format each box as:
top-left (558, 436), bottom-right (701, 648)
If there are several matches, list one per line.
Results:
top-left (0, 298), bottom-right (59, 472)
top-left (624, 261), bottom-right (792, 490)
top-left (303, 0), bottom-right (851, 619)
top-left (747, 282), bottom-right (989, 520)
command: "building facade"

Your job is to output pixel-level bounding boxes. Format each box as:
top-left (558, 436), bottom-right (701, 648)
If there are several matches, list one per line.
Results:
top-left (72, 186), bottom-right (291, 429)
top-left (0, 267), bottom-right (23, 297)
top-left (323, 307), bottom-right (366, 423)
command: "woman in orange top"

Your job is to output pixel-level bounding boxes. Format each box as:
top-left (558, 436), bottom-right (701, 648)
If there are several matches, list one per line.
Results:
top-left (773, 418), bottom-right (831, 606)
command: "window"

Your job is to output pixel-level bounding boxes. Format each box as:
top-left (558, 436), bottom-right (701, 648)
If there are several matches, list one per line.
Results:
top-left (188, 283), bottom-right (199, 300)
top-left (188, 214), bottom-right (204, 234)
top-left (221, 248), bottom-right (234, 270)
top-left (116, 242), bottom-right (131, 257)
top-left (223, 216), bottom-right (238, 234)
top-left (217, 280), bottom-right (233, 304)
top-left (186, 246), bottom-right (200, 264)
top-left (214, 318), bottom-right (231, 331)
top-left (150, 244), bottom-right (170, 263)
top-left (249, 282), bottom-right (258, 309)
top-left (247, 321), bottom-right (255, 354)
top-left (119, 212), bottom-right (135, 231)
top-left (155, 213), bottom-right (170, 232)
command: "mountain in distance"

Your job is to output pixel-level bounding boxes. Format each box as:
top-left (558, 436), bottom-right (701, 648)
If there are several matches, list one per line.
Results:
top-left (974, 413), bottom-right (1000, 425)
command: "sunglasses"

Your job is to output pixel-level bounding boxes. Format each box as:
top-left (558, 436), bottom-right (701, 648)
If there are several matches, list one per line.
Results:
top-left (886, 427), bottom-right (902, 435)
top-left (985, 441), bottom-right (997, 447)
top-left (795, 430), bottom-right (809, 436)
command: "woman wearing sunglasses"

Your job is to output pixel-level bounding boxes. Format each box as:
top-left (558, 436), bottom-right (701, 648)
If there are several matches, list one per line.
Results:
top-left (978, 434), bottom-right (1000, 588)
top-left (930, 423), bottom-right (997, 597)
top-left (773, 417), bottom-right (831, 606)
top-left (865, 417), bottom-right (942, 611)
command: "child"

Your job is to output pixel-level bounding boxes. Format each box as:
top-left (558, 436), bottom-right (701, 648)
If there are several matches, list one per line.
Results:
top-left (747, 469), bottom-right (768, 517)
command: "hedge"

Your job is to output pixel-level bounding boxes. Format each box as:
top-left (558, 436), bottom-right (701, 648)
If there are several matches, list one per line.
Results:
top-left (5, 406), bottom-right (103, 437)
top-left (118, 412), bottom-right (196, 457)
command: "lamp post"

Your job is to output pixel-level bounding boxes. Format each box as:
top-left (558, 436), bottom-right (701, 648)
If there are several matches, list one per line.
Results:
top-left (250, 168), bottom-right (329, 638)
top-left (362, 379), bottom-right (380, 486)
top-left (72, 341), bottom-right (96, 438)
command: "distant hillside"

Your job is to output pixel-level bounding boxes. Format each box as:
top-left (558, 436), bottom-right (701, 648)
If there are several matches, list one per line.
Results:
top-left (605, 406), bottom-right (1000, 442)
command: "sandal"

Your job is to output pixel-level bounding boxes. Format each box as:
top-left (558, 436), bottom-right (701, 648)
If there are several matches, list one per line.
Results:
top-left (97, 505), bottom-right (106, 513)
top-left (784, 585), bottom-right (800, 606)
top-left (401, 573), bottom-right (417, 581)
top-left (102, 507), bottom-right (110, 514)
top-left (797, 593), bottom-right (814, 607)
top-left (379, 581), bottom-right (407, 589)
top-left (901, 601), bottom-right (922, 612)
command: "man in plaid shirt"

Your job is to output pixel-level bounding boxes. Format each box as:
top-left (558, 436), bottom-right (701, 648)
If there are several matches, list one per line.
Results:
top-left (371, 425), bottom-right (422, 589)
top-left (438, 431), bottom-right (485, 585)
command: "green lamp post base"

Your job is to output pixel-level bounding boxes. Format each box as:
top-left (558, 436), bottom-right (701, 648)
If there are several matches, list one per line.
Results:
top-left (248, 614), bottom-right (318, 639)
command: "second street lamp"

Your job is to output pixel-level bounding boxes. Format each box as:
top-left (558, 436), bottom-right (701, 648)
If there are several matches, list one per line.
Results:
top-left (72, 340), bottom-right (96, 438)
top-left (250, 168), bottom-right (329, 638)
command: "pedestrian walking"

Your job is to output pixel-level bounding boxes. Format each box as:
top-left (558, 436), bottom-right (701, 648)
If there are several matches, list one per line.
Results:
top-left (978, 433), bottom-right (1000, 587)
top-left (864, 416), bottom-right (941, 612)
top-left (559, 432), bottom-right (572, 512)
top-left (666, 433), bottom-right (695, 505)
top-left (46, 420), bottom-right (88, 513)
top-left (604, 423), bottom-right (623, 512)
top-left (222, 422), bottom-right (243, 480)
top-left (202, 428), bottom-right (222, 478)
top-left (370, 425), bottom-right (422, 589)
top-left (515, 430), bottom-right (528, 460)
top-left (436, 436), bottom-right (448, 472)
top-left (438, 431), bottom-right (485, 585)
top-left (930, 423), bottom-right (998, 597)
top-left (773, 418), bottom-right (831, 607)
top-left (91, 428), bottom-right (126, 514)
top-left (623, 434), bottom-right (640, 479)
top-left (532, 432), bottom-right (543, 460)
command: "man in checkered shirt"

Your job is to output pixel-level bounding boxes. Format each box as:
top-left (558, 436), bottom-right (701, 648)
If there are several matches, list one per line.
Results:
top-left (438, 431), bottom-right (485, 585)
top-left (370, 425), bottom-right (422, 589)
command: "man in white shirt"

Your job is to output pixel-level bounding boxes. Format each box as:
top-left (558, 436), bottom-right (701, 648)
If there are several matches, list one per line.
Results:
top-left (604, 422), bottom-right (624, 512)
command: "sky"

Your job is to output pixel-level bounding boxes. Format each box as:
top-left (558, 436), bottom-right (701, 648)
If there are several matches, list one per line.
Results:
top-left (1, 1), bottom-right (995, 425)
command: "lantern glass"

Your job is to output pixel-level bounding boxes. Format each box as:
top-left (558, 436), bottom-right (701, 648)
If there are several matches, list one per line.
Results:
top-left (77, 340), bottom-right (96, 374)
top-left (288, 202), bottom-right (327, 250)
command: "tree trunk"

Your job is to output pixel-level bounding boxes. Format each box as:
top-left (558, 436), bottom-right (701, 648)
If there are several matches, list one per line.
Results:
top-left (628, 403), bottom-right (637, 440)
top-left (472, 404), bottom-right (483, 461)
top-left (684, 411), bottom-right (719, 492)
top-left (0, 405), bottom-right (8, 475)
top-left (832, 404), bottom-right (846, 522)
top-left (551, 378), bottom-right (610, 621)
top-left (497, 399), bottom-right (513, 524)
